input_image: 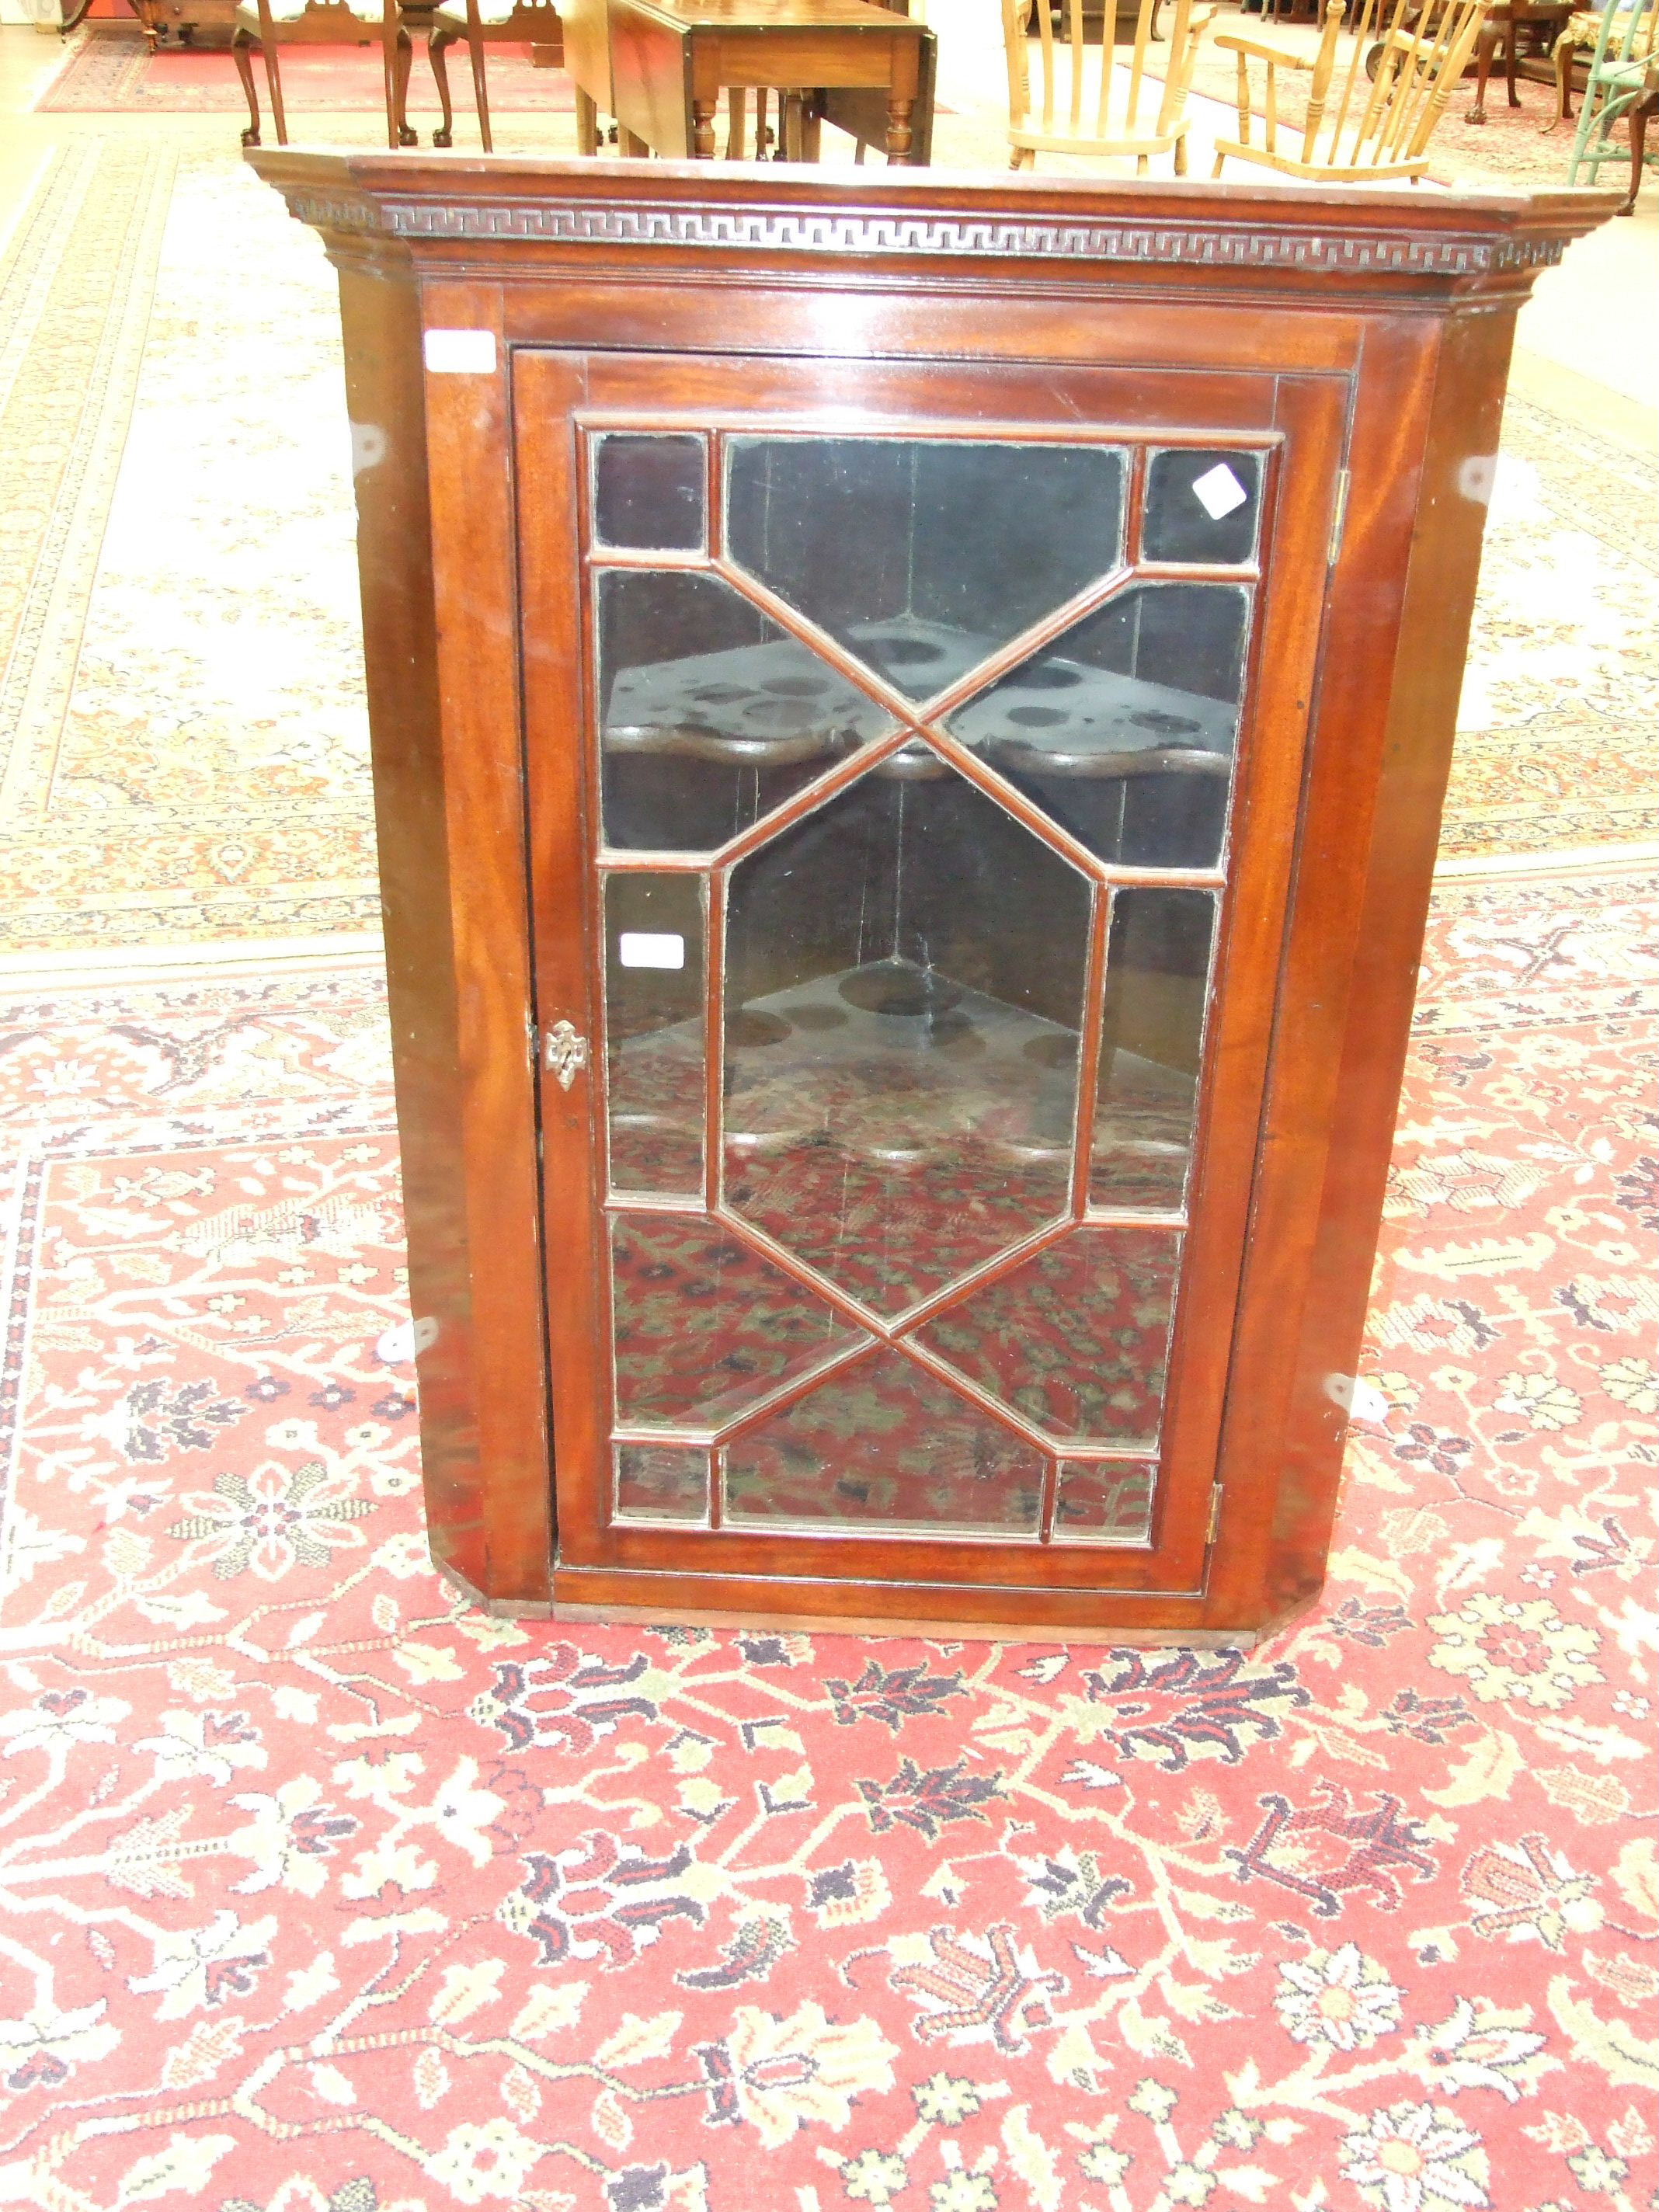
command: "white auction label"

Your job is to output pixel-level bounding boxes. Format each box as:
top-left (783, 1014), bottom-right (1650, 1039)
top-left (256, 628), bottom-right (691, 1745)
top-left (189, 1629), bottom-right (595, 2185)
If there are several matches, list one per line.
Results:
top-left (618, 931), bottom-right (686, 970)
top-left (1191, 461), bottom-right (1249, 521)
top-left (423, 328), bottom-right (498, 375)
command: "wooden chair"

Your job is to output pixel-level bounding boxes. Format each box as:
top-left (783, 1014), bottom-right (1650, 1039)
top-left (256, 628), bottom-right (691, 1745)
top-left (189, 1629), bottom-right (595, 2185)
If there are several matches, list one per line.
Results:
top-left (1212, 0), bottom-right (1493, 179)
top-left (428, 0), bottom-right (563, 150)
top-left (1003, 0), bottom-right (1216, 171)
top-left (1564, 0), bottom-right (1657, 210)
top-left (234, 0), bottom-right (410, 147)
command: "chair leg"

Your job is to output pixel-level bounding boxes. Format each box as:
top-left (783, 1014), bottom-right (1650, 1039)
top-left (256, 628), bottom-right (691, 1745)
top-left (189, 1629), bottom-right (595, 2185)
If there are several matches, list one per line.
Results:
top-left (1174, 129), bottom-right (1188, 175)
top-left (259, 34), bottom-right (287, 145)
top-left (1212, 149), bottom-right (1226, 176)
top-left (381, 5), bottom-right (401, 148)
top-left (395, 30), bottom-right (417, 145)
top-left (466, 25), bottom-right (492, 151)
top-left (1621, 91), bottom-right (1652, 214)
top-left (430, 26), bottom-right (456, 145)
top-left (232, 27), bottom-right (261, 145)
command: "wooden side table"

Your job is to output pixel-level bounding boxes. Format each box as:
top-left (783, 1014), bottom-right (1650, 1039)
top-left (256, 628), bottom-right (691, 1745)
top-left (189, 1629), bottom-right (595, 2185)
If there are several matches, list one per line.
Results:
top-left (604, 0), bottom-right (927, 159)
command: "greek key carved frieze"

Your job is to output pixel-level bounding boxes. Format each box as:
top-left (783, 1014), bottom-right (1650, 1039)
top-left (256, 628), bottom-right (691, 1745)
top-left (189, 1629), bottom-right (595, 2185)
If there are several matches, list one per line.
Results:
top-left (286, 188), bottom-right (1567, 278)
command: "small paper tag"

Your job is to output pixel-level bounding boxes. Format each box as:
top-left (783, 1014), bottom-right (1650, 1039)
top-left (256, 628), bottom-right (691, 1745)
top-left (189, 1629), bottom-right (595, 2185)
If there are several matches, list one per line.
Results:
top-left (619, 931), bottom-right (686, 970)
top-left (423, 328), bottom-right (497, 375)
top-left (1191, 462), bottom-right (1249, 521)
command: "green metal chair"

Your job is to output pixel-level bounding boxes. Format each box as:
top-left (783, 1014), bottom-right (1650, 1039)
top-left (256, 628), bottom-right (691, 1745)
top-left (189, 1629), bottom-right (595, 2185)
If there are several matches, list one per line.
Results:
top-left (1566, 0), bottom-right (1657, 211)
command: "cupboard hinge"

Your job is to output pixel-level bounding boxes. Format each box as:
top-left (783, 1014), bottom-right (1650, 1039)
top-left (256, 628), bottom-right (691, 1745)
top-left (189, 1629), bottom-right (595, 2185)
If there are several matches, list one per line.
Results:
top-left (1207, 1482), bottom-right (1225, 1546)
top-left (1328, 468), bottom-right (1351, 569)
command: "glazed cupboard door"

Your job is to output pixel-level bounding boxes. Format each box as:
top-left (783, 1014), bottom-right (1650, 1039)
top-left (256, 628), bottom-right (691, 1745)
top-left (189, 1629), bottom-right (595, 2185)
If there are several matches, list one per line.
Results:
top-left (516, 350), bottom-right (1343, 1619)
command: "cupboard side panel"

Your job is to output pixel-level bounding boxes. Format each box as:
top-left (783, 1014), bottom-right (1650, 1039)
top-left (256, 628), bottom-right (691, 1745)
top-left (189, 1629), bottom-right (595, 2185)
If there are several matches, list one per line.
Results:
top-left (1263, 308), bottom-right (1522, 1621)
top-left (1204, 317), bottom-right (1445, 1631)
top-left (336, 259), bottom-right (491, 1598)
top-left (416, 277), bottom-right (554, 1604)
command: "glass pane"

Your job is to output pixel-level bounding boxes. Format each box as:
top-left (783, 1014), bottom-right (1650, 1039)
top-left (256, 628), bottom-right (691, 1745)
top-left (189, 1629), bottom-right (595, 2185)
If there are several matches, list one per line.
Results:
top-left (1053, 1460), bottom-right (1155, 1546)
top-left (611, 1212), bottom-right (868, 1431)
top-left (1143, 448), bottom-right (1261, 566)
top-left (724, 1348), bottom-right (1044, 1536)
top-left (614, 1444), bottom-right (709, 1523)
top-left (724, 760), bottom-right (1091, 1316)
top-left (605, 873), bottom-right (705, 1198)
top-left (726, 438), bottom-right (1125, 701)
top-left (945, 583), bottom-right (1251, 870)
top-left (1093, 889), bottom-right (1216, 1212)
top-left (594, 433), bottom-right (707, 551)
top-left (597, 569), bottom-right (893, 852)
top-left (909, 1227), bottom-right (1181, 1449)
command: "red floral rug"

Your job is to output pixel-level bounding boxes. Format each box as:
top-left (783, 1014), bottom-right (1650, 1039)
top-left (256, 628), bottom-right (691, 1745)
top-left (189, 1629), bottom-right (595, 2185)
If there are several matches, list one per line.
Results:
top-left (37, 25), bottom-right (573, 113)
top-left (0, 870), bottom-right (1654, 2211)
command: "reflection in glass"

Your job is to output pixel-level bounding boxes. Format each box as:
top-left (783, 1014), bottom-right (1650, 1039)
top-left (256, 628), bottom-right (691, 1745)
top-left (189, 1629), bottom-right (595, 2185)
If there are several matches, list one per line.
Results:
top-left (726, 438), bottom-right (1126, 701)
top-left (614, 1444), bottom-right (708, 1523)
top-left (724, 760), bottom-right (1091, 1316)
top-left (604, 873), bottom-right (704, 1197)
top-left (1143, 448), bottom-right (1261, 567)
top-left (1053, 1461), bottom-right (1155, 1546)
top-left (597, 570), bottom-right (892, 852)
top-left (1093, 889), bottom-right (1216, 1212)
top-left (910, 1227), bottom-right (1181, 1449)
top-left (610, 1212), bottom-right (867, 1430)
top-left (946, 583), bottom-right (1251, 870)
top-left (594, 433), bottom-right (707, 551)
top-left (724, 1348), bottom-right (1044, 1535)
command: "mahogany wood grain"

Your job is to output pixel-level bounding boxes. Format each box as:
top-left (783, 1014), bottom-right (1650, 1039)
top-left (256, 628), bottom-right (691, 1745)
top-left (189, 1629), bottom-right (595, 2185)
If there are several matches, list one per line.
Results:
top-left (253, 152), bottom-right (1617, 1638)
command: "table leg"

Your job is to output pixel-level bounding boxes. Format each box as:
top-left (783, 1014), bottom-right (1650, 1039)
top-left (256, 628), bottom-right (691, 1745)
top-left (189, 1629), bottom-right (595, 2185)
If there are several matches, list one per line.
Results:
top-left (620, 126), bottom-right (650, 155)
top-left (690, 47), bottom-right (721, 156)
top-left (885, 36), bottom-right (920, 163)
top-left (726, 87), bottom-right (746, 158)
top-left (575, 85), bottom-right (600, 155)
top-left (800, 93), bottom-right (822, 162)
top-left (1467, 18), bottom-right (1497, 122)
top-left (1504, 17), bottom-right (1521, 106)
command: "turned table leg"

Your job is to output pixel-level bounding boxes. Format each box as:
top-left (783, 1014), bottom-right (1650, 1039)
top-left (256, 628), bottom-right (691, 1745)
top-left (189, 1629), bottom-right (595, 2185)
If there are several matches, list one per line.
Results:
top-left (885, 34), bottom-right (920, 163)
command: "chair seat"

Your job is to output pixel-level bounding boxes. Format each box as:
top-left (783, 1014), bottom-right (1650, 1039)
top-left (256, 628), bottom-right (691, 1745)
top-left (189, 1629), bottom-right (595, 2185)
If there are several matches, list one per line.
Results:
top-left (433, 0), bottom-right (524, 26)
top-left (236, 0), bottom-right (384, 23)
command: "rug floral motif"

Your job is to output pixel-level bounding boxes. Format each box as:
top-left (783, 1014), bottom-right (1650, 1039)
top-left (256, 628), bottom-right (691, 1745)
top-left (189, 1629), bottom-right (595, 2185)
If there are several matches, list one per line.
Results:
top-left (0, 871), bottom-right (1653, 2210)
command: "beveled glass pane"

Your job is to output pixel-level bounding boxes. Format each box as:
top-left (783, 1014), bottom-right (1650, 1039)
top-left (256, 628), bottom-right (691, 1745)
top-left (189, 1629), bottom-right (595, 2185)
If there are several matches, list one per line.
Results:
top-left (724, 760), bottom-right (1091, 1316)
top-left (1143, 448), bottom-right (1261, 566)
top-left (909, 1227), bottom-right (1181, 1449)
top-left (597, 570), bottom-right (893, 852)
top-left (1053, 1461), bottom-right (1155, 1546)
top-left (605, 872), bottom-right (704, 1198)
top-left (611, 1212), bottom-right (868, 1430)
top-left (724, 1348), bottom-right (1043, 1536)
top-left (1093, 888), bottom-right (1216, 1212)
top-left (725, 438), bottom-right (1126, 701)
top-left (614, 1444), bottom-right (709, 1523)
top-left (594, 433), bottom-right (707, 551)
top-left (945, 583), bottom-right (1251, 870)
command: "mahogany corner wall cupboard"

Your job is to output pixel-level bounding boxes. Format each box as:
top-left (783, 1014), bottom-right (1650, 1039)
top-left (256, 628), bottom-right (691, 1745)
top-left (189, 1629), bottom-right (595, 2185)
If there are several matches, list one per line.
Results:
top-left (252, 152), bottom-right (1614, 1640)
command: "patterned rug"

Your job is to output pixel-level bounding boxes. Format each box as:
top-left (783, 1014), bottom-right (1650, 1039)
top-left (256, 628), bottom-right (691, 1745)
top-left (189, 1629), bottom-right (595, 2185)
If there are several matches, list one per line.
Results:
top-left (2, 124), bottom-right (1654, 957)
top-left (37, 23), bottom-right (573, 114)
top-left (0, 870), bottom-right (1653, 2210)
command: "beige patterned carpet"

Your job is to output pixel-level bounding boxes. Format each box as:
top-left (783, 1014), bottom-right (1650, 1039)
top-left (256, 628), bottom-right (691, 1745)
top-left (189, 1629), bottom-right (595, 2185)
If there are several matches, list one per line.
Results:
top-left (0, 109), bottom-right (1654, 953)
